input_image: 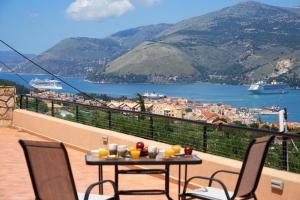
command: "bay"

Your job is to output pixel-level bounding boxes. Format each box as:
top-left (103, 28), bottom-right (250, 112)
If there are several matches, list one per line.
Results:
top-left (1, 72), bottom-right (300, 122)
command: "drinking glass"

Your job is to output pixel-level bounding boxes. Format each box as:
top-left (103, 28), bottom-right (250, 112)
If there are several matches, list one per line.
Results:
top-left (148, 146), bottom-right (158, 159)
top-left (102, 135), bottom-right (108, 147)
top-left (108, 144), bottom-right (118, 156)
top-left (164, 149), bottom-right (175, 158)
top-left (130, 149), bottom-right (141, 159)
top-left (172, 145), bottom-right (181, 154)
top-left (117, 145), bottom-right (128, 157)
top-left (99, 148), bottom-right (109, 158)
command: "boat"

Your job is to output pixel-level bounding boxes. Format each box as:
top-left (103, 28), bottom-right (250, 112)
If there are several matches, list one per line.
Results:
top-left (143, 92), bottom-right (166, 99)
top-left (262, 105), bottom-right (281, 112)
top-left (29, 78), bottom-right (63, 90)
top-left (248, 80), bottom-right (289, 94)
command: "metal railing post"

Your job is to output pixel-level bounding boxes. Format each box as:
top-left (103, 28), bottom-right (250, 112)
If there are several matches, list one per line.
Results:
top-left (20, 95), bottom-right (23, 109)
top-left (75, 105), bottom-right (79, 122)
top-left (282, 137), bottom-right (289, 171)
top-left (150, 116), bottom-right (154, 139)
top-left (108, 110), bottom-right (112, 129)
top-left (203, 126), bottom-right (207, 153)
top-left (51, 100), bottom-right (54, 117)
top-left (25, 96), bottom-right (28, 109)
top-left (35, 98), bottom-right (38, 112)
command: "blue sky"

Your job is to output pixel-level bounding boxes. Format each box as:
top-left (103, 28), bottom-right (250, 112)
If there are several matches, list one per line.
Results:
top-left (0, 0), bottom-right (299, 54)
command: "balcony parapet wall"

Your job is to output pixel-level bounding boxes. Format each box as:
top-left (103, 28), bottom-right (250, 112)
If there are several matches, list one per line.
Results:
top-left (0, 86), bottom-right (15, 126)
top-left (13, 109), bottom-right (300, 200)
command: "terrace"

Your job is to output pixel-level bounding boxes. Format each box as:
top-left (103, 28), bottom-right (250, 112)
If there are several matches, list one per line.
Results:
top-left (1, 88), bottom-right (300, 199)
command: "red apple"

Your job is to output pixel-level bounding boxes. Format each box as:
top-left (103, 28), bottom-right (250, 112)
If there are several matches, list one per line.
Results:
top-left (141, 146), bottom-right (148, 156)
top-left (136, 141), bottom-right (144, 150)
top-left (184, 147), bottom-right (193, 155)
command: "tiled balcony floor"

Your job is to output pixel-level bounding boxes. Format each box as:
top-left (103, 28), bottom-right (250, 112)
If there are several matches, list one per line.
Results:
top-left (0, 127), bottom-right (181, 200)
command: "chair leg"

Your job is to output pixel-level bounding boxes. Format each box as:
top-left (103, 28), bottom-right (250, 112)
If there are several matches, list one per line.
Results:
top-left (253, 194), bottom-right (258, 200)
top-left (239, 194), bottom-right (257, 200)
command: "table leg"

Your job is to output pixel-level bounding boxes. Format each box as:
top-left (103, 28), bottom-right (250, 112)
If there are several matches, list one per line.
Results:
top-left (98, 165), bottom-right (103, 195)
top-left (115, 165), bottom-right (119, 192)
top-left (165, 164), bottom-right (173, 200)
top-left (178, 164), bottom-right (181, 200)
top-left (184, 164), bottom-right (188, 183)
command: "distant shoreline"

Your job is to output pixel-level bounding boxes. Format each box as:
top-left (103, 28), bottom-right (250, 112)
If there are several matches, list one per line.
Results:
top-left (2, 72), bottom-right (300, 90)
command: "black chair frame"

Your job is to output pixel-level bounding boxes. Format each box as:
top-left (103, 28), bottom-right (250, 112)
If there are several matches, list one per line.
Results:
top-left (181, 135), bottom-right (275, 200)
top-left (19, 140), bottom-right (119, 200)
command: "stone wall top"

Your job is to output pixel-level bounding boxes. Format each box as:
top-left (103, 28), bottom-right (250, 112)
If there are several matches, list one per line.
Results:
top-left (0, 86), bottom-right (16, 126)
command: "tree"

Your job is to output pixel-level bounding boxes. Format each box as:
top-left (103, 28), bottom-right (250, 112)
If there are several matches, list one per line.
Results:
top-left (250, 123), bottom-right (259, 128)
top-left (232, 121), bottom-right (246, 127)
top-left (261, 124), bottom-right (270, 130)
top-left (271, 124), bottom-right (279, 131)
top-left (136, 93), bottom-right (146, 112)
top-left (212, 117), bottom-right (227, 123)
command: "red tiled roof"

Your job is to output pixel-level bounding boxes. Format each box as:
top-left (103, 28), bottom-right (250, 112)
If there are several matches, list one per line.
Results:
top-left (202, 112), bottom-right (219, 119)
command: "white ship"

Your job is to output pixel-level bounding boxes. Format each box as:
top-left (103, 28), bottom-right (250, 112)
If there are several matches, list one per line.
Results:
top-left (30, 78), bottom-right (63, 90)
top-left (248, 80), bottom-right (289, 94)
top-left (143, 92), bottom-right (166, 99)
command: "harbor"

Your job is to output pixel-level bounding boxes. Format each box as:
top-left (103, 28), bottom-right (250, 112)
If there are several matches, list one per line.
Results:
top-left (1, 72), bottom-right (300, 123)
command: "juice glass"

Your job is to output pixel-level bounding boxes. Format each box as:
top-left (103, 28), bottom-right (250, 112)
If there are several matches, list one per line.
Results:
top-left (130, 149), bottom-right (141, 159)
top-left (164, 149), bottom-right (175, 158)
top-left (128, 146), bottom-right (136, 153)
top-left (99, 149), bottom-right (109, 158)
top-left (172, 145), bottom-right (181, 154)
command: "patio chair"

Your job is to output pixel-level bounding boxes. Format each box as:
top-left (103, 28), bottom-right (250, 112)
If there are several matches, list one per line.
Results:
top-left (19, 140), bottom-right (119, 200)
top-left (181, 135), bottom-right (275, 200)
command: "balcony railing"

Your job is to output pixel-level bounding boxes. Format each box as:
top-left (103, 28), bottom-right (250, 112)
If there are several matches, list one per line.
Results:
top-left (18, 94), bottom-right (300, 174)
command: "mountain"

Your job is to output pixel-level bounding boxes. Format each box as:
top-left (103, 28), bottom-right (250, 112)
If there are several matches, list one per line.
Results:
top-left (15, 1), bottom-right (300, 86)
top-left (0, 51), bottom-right (36, 72)
top-left (109, 23), bottom-right (172, 49)
top-left (17, 37), bottom-right (126, 76)
top-left (92, 1), bottom-right (300, 85)
top-left (98, 41), bottom-right (199, 83)
top-left (18, 24), bottom-right (171, 77)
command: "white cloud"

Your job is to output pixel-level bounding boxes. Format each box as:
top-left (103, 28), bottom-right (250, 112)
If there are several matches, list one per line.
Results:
top-left (66, 0), bottom-right (135, 21)
top-left (140, 0), bottom-right (160, 6)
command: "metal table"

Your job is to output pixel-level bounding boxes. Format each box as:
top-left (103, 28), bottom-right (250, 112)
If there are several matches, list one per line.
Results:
top-left (85, 154), bottom-right (202, 200)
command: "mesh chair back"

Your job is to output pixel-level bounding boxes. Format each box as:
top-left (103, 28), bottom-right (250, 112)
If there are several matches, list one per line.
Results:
top-left (234, 135), bottom-right (274, 198)
top-left (19, 140), bottom-right (78, 200)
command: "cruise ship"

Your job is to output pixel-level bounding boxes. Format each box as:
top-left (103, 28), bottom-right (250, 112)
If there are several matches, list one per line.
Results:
top-left (143, 92), bottom-right (166, 99)
top-left (30, 78), bottom-right (63, 90)
top-left (248, 80), bottom-right (289, 94)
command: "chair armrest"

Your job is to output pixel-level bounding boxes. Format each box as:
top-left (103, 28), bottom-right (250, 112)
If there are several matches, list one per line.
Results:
top-left (84, 180), bottom-right (119, 200)
top-left (182, 176), bottom-right (231, 200)
top-left (209, 170), bottom-right (239, 186)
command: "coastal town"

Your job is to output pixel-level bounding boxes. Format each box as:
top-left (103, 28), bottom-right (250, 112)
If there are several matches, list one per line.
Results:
top-left (30, 91), bottom-right (263, 126)
top-left (27, 90), bottom-right (300, 130)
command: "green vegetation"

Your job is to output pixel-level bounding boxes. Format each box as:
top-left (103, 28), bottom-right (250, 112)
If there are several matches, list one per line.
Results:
top-left (136, 93), bottom-right (146, 112)
top-left (20, 97), bottom-right (300, 174)
top-left (23, 98), bottom-right (49, 113)
top-left (77, 92), bottom-right (128, 101)
top-left (12, 2), bottom-right (300, 85)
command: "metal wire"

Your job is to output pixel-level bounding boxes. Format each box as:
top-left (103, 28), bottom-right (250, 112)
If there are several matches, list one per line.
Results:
top-left (20, 96), bottom-right (300, 174)
top-left (0, 40), bottom-right (106, 106)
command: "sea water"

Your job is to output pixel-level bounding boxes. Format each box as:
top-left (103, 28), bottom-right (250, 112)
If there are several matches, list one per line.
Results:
top-left (1, 72), bottom-right (299, 122)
